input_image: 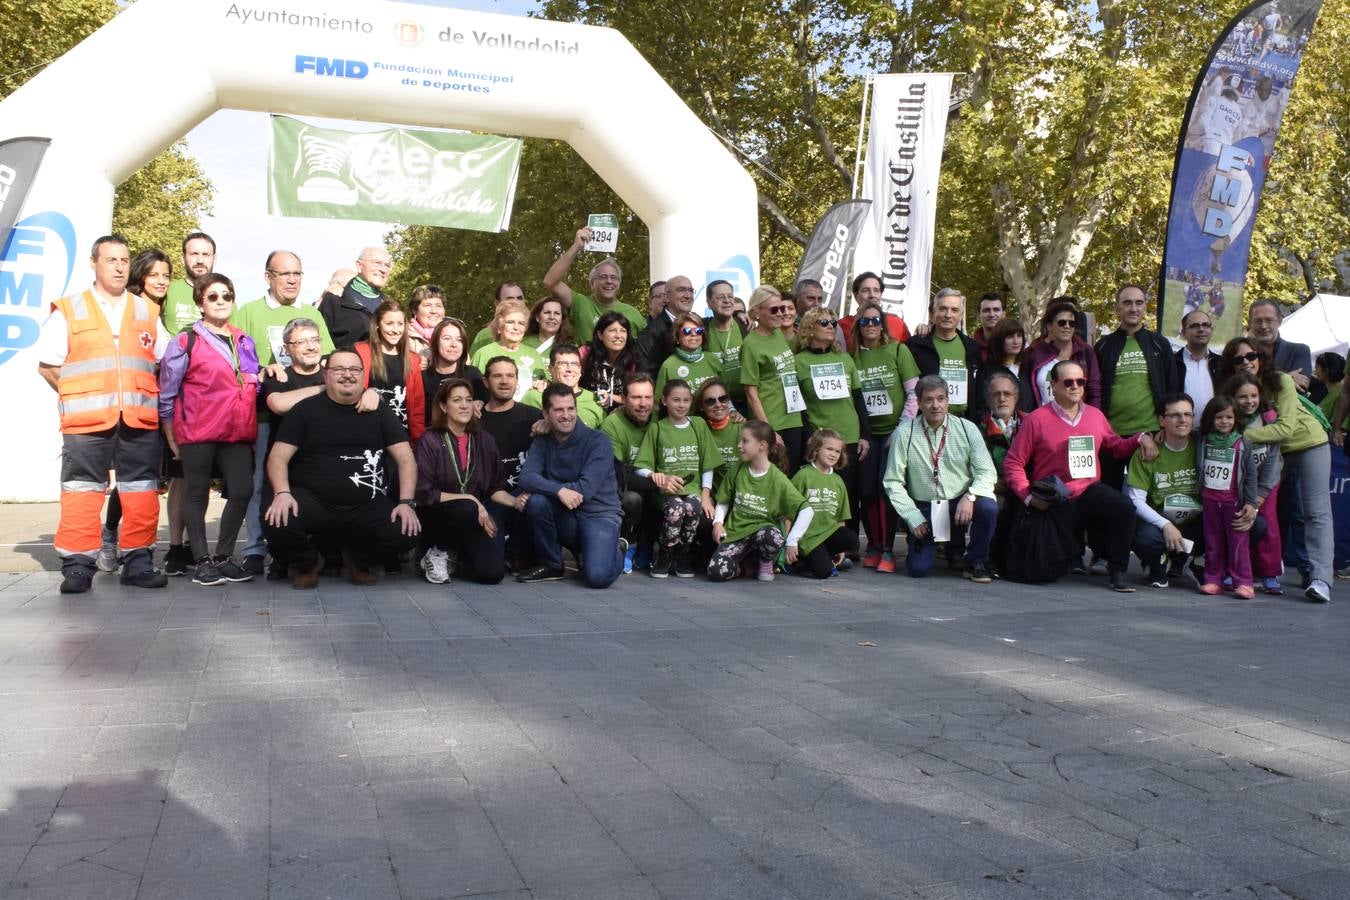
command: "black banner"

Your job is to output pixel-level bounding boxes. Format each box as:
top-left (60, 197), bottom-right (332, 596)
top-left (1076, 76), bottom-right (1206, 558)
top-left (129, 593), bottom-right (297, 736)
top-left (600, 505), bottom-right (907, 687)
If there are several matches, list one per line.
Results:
top-left (0, 137), bottom-right (50, 256)
top-left (794, 199), bottom-right (871, 314)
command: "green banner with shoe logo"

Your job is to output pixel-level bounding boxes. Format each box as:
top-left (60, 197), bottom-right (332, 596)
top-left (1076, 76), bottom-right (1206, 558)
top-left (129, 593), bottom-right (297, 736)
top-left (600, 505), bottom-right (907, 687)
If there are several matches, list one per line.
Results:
top-left (268, 115), bottom-right (522, 232)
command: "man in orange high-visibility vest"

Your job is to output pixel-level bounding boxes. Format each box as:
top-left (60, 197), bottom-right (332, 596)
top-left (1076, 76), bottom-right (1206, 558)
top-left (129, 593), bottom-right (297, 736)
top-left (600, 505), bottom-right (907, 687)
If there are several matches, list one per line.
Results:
top-left (37, 234), bottom-right (170, 594)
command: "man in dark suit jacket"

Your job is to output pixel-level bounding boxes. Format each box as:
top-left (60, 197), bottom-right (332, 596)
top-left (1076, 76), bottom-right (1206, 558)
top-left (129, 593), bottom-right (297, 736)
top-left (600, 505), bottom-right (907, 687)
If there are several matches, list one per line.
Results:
top-left (634, 275), bottom-right (694, 375)
top-left (1248, 298), bottom-right (1314, 394)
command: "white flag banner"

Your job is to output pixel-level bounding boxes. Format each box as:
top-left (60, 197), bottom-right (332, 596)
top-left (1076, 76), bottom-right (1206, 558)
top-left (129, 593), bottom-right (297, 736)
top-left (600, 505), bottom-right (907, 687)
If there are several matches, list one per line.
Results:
top-left (853, 73), bottom-right (953, 326)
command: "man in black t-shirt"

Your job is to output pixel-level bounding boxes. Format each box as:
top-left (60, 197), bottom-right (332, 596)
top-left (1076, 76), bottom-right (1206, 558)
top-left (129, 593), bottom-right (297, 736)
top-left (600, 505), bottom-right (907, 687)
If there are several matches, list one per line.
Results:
top-left (478, 356), bottom-right (541, 569)
top-left (263, 348), bottom-right (420, 587)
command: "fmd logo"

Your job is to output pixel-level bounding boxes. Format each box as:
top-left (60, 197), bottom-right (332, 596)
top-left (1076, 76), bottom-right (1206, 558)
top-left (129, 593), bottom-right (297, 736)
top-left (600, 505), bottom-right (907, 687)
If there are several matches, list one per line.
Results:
top-left (294, 56), bottom-right (369, 79)
top-left (0, 211), bottom-right (76, 367)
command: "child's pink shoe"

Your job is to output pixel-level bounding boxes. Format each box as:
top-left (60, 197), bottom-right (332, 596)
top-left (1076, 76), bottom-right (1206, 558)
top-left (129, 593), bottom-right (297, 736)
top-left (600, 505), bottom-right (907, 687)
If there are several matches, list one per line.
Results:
top-left (1199, 583), bottom-right (1222, 595)
top-left (1233, 584), bottom-right (1255, 599)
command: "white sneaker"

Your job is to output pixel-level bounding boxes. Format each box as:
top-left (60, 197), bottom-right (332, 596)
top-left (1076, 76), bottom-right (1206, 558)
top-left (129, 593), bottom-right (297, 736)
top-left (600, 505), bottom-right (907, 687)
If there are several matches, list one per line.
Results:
top-left (1305, 579), bottom-right (1331, 604)
top-left (421, 548), bottom-right (451, 584)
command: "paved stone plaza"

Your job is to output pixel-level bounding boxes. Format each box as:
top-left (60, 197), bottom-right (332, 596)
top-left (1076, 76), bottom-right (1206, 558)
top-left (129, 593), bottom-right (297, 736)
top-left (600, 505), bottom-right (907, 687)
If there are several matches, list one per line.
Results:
top-left (1, 507), bottom-right (1348, 898)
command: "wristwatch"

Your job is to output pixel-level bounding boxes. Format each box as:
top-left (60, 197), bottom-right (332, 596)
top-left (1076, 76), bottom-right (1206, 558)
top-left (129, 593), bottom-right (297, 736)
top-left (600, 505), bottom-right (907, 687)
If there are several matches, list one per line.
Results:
top-left (964, 493), bottom-right (977, 503)
top-left (397, 498), bottom-right (418, 509)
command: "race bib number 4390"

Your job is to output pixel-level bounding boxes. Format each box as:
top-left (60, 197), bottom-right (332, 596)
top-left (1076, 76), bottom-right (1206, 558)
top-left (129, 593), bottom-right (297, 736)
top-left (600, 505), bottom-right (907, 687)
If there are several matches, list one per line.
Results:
top-left (1067, 435), bottom-right (1097, 479)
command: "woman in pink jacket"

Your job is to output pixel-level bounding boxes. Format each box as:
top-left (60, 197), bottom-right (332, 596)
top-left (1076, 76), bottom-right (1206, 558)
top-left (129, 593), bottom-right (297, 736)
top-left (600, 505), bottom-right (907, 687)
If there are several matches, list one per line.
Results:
top-left (1023, 299), bottom-right (1103, 409)
top-left (158, 274), bottom-right (261, 586)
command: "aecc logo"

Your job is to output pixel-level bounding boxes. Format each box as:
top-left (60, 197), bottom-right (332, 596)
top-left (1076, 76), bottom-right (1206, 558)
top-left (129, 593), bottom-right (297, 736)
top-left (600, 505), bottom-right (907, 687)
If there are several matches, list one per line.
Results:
top-left (0, 211), bottom-right (76, 367)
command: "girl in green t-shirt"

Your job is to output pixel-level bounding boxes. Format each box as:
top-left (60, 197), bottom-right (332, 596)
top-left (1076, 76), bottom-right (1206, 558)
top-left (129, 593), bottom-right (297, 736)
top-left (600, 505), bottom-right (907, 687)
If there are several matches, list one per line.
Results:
top-left (656, 313), bottom-right (723, 399)
top-left (708, 421), bottom-right (813, 583)
top-left (789, 430), bottom-right (858, 580)
top-left (635, 380), bottom-right (719, 578)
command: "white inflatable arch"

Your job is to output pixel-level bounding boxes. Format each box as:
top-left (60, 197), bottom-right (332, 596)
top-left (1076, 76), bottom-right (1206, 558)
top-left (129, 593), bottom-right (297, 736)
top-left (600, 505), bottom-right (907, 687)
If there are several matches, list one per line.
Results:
top-left (0, 0), bottom-right (758, 500)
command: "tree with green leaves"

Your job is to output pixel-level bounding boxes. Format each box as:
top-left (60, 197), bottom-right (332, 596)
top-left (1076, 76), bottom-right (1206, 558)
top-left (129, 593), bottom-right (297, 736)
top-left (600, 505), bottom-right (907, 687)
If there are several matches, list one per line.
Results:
top-left (1, 0), bottom-right (214, 256)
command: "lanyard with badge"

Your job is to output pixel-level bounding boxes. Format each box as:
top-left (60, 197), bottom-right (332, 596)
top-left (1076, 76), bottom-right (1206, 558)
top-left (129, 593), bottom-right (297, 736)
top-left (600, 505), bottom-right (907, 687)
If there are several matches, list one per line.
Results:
top-left (443, 433), bottom-right (474, 492)
top-left (923, 421), bottom-right (951, 542)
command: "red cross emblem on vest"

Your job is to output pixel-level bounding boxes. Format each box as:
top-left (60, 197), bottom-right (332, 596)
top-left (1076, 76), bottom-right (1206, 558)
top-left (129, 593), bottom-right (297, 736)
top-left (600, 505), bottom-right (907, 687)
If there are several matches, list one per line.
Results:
top-left (139, 331), bottom-right (153, 350)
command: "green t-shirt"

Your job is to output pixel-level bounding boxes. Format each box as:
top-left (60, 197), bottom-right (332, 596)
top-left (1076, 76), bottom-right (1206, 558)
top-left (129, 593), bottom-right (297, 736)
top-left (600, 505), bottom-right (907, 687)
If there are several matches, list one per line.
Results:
top-left (703, 419), bottom-right (742, 492)
top-left (634, 417), bottom-right (720, 497)
top-left (1126, 436), bottom-right (1201, 524)
top-left (655, 351), bottom-right (723, 398)
top-left (791, 464), bottom-right (849, 554)
top-left (469, 325), bottom-right (496, 359)
top-left (716, 462), bottom-right (807, 544)
top-left (739, 330), bottom-right (802, 432)
top-left (934, 335), bottom-right (971, 415)
top-left (520, 386), bottom-right (604, 427)
top-left (161, 278), bottom-right (200, 336)
top-left (569, 291), bottom-right (645, 343)
top-left (1108, 336), bottom-right (1156, 435)
top-left (853, 342), bottom-right (917, 438)
top-left (471, 342), bottom-right (541, 401)
top-left (705, 321), bottom-right (744, 398)
top-left (794, 350), bottom-right (862, 442)
top-left (600, 409), bottom-right (650, 464)
top-left (230, 298), bottom-right (334, 369)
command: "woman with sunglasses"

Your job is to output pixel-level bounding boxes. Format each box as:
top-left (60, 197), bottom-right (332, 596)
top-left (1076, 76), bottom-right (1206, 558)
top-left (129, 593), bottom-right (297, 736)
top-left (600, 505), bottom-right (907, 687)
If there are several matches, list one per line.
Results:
top-left (157, 274), bottom-right (262, 586)
top-left (1025, 299), bottom-right (1102, 409)
top-left (695, 378), bottom-right (742, 493)
top-left (1217, 338), bottom-right (1334, 602)
top-left (422, 317), bottom-right (484, 423)
top-left (851, 301), bottom-right (919, 571)
top-left (740, 286), bottom-right (807, 469)
top-left (580, 311), bottom-right (638, 413)
top-left (656, 313), bottom-right (723, 398)
top-left (795, 306), bottom-right (871, 538)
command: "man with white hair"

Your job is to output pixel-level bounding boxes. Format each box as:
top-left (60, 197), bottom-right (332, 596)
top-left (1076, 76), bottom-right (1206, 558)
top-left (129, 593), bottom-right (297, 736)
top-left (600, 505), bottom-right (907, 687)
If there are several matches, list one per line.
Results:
top-left (543, 225), bottom-right (645, 341)
top-left (320, 246), bottom-right (393, 346)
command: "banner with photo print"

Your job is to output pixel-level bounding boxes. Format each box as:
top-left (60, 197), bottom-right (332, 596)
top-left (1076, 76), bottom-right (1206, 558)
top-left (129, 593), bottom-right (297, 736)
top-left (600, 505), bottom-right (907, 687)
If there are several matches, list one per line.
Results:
top-left (1159, 0), bottom-right (1324, 345)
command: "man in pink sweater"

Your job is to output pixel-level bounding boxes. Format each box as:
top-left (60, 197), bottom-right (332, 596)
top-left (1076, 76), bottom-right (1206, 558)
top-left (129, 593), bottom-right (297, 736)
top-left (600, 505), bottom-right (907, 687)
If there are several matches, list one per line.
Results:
top-left (1004, 361), bottom-right (1158, 592)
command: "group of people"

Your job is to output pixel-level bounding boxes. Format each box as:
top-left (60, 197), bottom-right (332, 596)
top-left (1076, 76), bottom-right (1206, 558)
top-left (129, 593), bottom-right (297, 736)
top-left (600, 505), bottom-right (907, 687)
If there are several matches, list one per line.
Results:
top-left (39, 225), bottom-right (1339, 605)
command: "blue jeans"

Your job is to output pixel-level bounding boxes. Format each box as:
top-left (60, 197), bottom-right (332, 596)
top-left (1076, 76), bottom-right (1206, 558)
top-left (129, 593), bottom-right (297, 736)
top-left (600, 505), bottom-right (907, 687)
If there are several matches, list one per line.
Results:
top-left (906, 497), bottom-right (997, 577)
top-left (526, 494), bottom-right (623, 588)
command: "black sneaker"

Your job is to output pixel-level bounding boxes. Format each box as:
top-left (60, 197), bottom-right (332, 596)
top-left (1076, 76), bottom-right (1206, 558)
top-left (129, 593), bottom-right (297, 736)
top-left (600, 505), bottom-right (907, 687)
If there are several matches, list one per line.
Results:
top-left (516, 564), bottom-right (565, 583)
top-left (121, 567), bottom-right (169, 588)
top-left (1069, 556), bottom-right (1088, 576)
top-left (674, 553), bottom-right (695, 579)
top-left (60, 568), bottom-right (93, 594)
top-left (214, 558), bottom-right (255, 583)
top-left (649, 548), bottom-right (671, 579)
top-left (192, 560), bottom-right (225, 586)
top-left (1108, 569), bottom-right (1136, 593)
top-left (1147, 564), bottom-right (1169, 589)
top-left (241, 554), bottom-right (266, 577)
top-left (266, 559), bottom-right (288, 581)
top-left (163, 545), bottom-right (190, 577)
top-left (963, 561), bottom-right (993, 584)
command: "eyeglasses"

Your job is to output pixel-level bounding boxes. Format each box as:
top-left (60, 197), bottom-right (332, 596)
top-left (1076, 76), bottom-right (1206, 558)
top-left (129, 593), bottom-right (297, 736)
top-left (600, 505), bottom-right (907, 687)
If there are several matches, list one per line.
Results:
top-left (1162, 411), bottom-right (1194, 419)
top-left (680, 326), bottom-right (705, 336)
top-left (1058, 378), bottom-right (1087, 388)
top-left (203, 291), bottom-right (234, 302)
top-left (286, 337), bottom-right (321, 347)
top-left (1236, 351), bottom-right (1261, 363)
top-left (327, 366), bottom-right (363, 375)
top-left (1054, 318), bottom-right (1075, 327)
top-left (267, 270), bottom-right (303, 279)
top-left (702, 395), bottom-right (730, 405)
top-left (816, 319), bottom-right (838, 329)
top-left (857, 316), bottom-right (883, 327)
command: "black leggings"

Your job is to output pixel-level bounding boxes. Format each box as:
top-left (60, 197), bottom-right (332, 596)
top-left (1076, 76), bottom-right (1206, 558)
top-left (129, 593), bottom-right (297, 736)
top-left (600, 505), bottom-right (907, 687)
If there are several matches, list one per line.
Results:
top-left (419, 499), bottom-right (506, 584)
top-left (779, 426), bottom-right (805, 472)
top-left (180, 441), bottom-right (253, 561)
top-left (800, 526), bottom-right (859, 579)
